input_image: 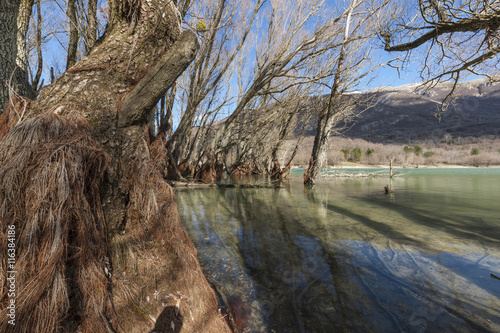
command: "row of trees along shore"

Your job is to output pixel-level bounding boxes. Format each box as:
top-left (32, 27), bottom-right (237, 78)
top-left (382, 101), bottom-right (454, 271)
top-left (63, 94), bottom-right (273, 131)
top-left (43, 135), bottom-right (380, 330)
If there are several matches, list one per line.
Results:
top-left (1, 0), bottom-right (499, 332)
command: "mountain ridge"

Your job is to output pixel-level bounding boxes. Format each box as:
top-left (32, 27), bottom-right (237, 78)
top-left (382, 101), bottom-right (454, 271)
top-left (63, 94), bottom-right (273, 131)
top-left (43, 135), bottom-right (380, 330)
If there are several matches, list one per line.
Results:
top-left (322, 76), bottom-right (500, 143)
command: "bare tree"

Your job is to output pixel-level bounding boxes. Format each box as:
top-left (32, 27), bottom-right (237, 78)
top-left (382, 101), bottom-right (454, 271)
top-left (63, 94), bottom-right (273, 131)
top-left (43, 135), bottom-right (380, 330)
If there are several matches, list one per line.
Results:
top-left (214, 0), bottom-right (344, 147)
top-left (164, 0), bottom-right (266, 180)
top-left (162, 0), bottom-right (393, 183)
top-left (304, 0), bottom-right (392, 185)
top-left (381, 0), bottom-right (500, 114)
top-left (167, 0), bottom-right (358, 181)
top-left (268, 97), bottom-right (313, 179)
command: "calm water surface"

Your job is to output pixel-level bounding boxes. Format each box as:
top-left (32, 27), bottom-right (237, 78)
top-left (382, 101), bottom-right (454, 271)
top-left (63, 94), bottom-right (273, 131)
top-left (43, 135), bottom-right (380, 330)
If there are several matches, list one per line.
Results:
top-left (176, 168), bottom-right (500, 332)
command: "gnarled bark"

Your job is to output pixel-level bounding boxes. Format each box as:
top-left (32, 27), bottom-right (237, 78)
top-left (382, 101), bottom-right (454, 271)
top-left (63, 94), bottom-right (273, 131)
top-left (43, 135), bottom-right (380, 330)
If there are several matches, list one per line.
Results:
top-left (66, 0), bottom-right (78, 70)
top-left (0, 1), bottom-right (231, 332)
top-left (0, 0), bottom-right (34, 111)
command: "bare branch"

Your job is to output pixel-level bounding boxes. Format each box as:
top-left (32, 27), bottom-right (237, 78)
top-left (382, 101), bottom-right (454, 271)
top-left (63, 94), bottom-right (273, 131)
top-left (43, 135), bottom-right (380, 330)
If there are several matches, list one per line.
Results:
top-left (119, 30), bottom-right (199, 127)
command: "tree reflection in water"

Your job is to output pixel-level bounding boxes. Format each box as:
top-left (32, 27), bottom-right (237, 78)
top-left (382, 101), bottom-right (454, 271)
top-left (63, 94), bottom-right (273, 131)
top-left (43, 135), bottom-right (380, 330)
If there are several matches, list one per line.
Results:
top-left (176, 171), bottom-right (500, 333)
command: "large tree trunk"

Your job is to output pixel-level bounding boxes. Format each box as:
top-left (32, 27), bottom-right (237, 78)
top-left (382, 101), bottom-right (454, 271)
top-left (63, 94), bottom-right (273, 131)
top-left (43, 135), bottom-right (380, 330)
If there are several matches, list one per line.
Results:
top-left (0, 1), bottom-right (231, 332)
top-left (0, 0), bottom-right (34, 111)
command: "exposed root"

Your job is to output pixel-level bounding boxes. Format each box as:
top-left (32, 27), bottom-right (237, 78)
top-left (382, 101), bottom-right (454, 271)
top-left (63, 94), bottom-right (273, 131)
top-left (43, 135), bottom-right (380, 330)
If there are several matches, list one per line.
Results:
top-left (0, 113), bottom-right (230, 332)
top-left (111, 126), bottom-right (230, 332)
top-left (0, 112), bottom-right (114, 332)
top-left (0, 96), bottom-right (31, 140)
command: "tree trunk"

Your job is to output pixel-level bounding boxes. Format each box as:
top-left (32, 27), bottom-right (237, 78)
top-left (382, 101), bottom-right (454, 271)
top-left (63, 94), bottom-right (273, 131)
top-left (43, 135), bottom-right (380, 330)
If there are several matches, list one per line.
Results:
top-left (303, 0), bottom-right (355, 185)
top-left (270, 111), bottom-right (294, 179)
top-left (0, 0), bottom-right (19, 110)
top-left (303, 109), bottom-right (332, 185)
top-left (16, 0), bottom-right (35, 99)
top-left (85, 0), bottom-right (98, 55)
top-left (66, 0), bottom-right (78, 70)
top-left (16, 0), bottom-right (34, 72)
top-left (0, 0), bottom-right (34, 111)
top-left (31, 0), bottom-right (43, 91)
top-left (0, 1), bottom-right (231, 332)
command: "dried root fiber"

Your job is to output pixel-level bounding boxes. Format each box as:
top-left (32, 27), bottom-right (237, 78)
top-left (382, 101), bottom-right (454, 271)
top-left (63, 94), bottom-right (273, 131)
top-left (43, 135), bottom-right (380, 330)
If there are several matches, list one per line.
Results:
top-left (0, 112), bottom-right (114, 332)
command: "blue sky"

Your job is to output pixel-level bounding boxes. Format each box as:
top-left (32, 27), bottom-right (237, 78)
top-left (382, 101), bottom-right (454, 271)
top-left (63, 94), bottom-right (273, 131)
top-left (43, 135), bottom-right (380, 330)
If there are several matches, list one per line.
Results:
top-left (33, 0), bottom-right (427, 91)
top-left (29, 0), bottom-right (440, 133)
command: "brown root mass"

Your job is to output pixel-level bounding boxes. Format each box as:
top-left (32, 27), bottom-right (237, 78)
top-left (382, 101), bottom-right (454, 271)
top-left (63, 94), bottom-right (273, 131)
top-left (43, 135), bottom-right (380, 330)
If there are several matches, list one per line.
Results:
top-left (177, 162), bottom-right (194, 178)
top-left (270, 161), bottom-right (292, 180)
top-left (0, 112), bottom-right (113, 332)
top-left (112, 126), bottom-right (229, 332)
top-left (0, 109), bottom-right (231, 332)
top-left (230, 163), bottom-right (261, 177)
top-left (197, 162), bottom-right (224, 183)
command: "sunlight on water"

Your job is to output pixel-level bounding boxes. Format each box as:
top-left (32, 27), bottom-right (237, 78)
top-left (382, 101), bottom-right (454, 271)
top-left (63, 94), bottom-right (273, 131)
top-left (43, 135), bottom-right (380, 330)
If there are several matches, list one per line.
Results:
top-left (176, 168), bottom-right (500, 332)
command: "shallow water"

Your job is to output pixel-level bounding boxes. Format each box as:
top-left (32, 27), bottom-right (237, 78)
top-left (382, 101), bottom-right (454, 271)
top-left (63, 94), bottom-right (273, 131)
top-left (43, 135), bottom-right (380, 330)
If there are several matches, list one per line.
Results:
top-left (176, 168), bottom-right (500, 332)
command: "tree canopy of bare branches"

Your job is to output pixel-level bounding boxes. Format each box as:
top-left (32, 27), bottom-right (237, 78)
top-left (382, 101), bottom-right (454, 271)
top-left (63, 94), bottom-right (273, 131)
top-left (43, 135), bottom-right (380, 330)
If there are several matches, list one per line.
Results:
top-left (382, 1), bottom-right (500, 84)
top-left (164, 0), bottom-right (392, 182)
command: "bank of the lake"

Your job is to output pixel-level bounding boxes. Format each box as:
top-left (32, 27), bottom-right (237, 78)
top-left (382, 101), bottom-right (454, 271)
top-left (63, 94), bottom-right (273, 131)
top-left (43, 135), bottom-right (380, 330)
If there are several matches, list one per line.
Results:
top-left (292, 162), bottom-right (500, 169)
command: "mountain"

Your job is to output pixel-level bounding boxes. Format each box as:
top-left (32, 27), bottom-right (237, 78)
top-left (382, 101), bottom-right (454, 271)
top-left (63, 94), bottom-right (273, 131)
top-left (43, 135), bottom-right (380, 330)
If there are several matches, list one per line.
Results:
top-left (300, 77), bottom-right (500, 143)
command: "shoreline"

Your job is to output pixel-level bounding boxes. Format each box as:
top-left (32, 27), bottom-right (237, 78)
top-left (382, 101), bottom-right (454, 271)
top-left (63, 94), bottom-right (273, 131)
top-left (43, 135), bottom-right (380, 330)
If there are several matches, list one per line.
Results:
top-left (292, 162), bottom-right (500, 169)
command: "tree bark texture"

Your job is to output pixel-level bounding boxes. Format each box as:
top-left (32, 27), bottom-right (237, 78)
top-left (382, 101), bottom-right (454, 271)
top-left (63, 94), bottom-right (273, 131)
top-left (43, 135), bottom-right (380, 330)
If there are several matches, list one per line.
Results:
top-left (66, 0), bottom-right (78, 70)
top-left (31, 0), bottom-right (42, 91)
top-left (0, 1), bottom-right (231, 332)
top-left (0, 0), bottom-right (34, 111)
top-left (304, 75), bottom-right (346, 185)
top-left (270, 112), bottom-right (294, 179)
top-left (86, 0), bottom-right (98, 55)
top-left (303, 109), bottom-right (332, 185)
top-left (16, 0), bottom-right (34, 71)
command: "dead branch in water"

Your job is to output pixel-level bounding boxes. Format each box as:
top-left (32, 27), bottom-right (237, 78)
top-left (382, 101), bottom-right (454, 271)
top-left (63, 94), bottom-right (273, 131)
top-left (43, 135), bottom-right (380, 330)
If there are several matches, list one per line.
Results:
top-left (320, 169), bottom-right (400, 178)
top-left (169, 181), bottom-right (284, 189)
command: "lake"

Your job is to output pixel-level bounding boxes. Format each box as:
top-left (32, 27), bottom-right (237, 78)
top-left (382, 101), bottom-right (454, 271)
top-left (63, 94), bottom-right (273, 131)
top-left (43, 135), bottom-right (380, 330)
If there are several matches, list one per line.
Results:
top-left (175, 168), bottom-right (500, 333)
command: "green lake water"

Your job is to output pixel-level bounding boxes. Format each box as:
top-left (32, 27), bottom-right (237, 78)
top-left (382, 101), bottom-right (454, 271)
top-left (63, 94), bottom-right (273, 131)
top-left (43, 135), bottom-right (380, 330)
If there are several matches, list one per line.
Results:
top-left (175, 168), bottom-right (500, 332)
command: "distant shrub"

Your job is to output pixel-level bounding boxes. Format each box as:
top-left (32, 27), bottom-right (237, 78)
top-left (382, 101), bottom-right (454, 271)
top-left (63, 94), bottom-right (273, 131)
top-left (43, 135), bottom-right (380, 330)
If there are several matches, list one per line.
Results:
top-left (403, 146), bottom-right (414, 154)
top-left (352, 148), bottom-right (363, 162)
top-left (441, 134), bottom-right (454, 144)
top-left (341, 149), bottom-right (350, 160)
top-left (423, 151), bottom-right (435, 157)
top-left (414, 145), bottom-right (423, 156)
top-left (471, 148), bottom-right (480, 155)
top-left (498, 148), bottom-right (500, 154)
top-left (366, 148), bottom-right (375, 156)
